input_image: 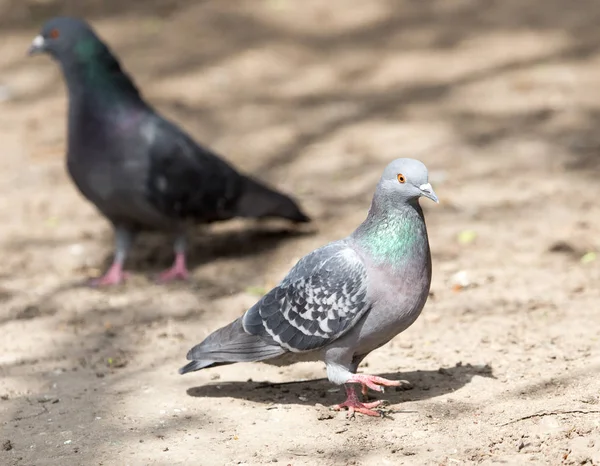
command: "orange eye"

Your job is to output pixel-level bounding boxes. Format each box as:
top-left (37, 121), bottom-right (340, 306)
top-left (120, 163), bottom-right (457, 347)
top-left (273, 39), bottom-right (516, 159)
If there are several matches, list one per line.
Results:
top-left (49, 29), bottom-right (60, 39)
top-left (397, 173), bottom-right (406, 183)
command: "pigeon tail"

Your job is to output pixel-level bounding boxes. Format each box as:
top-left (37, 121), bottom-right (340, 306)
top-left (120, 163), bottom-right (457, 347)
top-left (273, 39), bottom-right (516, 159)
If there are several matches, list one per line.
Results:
top-left (179, 318), bottom-right (285, 374)
top-left (178, 360), bottom-right (233, 374)
top-left (235, 176), bottom-right (310, 223)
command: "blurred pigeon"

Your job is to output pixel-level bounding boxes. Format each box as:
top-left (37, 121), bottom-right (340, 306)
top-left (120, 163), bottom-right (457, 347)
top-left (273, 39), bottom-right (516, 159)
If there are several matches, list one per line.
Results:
top-left (180, 158), bottom-right (438, 417)
top-left (28, 17), bottom-right (310, 286)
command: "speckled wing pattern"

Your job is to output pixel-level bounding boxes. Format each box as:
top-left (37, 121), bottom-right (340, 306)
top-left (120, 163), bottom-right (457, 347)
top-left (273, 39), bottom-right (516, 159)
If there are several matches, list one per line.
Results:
top-left (242, 242), bottom-right (370, 352)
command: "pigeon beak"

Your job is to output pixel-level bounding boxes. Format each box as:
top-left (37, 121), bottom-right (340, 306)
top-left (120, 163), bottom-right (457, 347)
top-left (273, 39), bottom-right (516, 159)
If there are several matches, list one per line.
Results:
top-left (28, 35), bottom-right (46, 56)
top-left (419, 183), bottom-right (439, 203)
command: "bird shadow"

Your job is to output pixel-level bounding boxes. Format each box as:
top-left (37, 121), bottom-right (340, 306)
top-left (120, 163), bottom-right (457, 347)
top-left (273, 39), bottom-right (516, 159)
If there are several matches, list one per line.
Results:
top-left (185, 362), bottom-right (494, 410)
top-left (96, 221), bottom-right (316, 275)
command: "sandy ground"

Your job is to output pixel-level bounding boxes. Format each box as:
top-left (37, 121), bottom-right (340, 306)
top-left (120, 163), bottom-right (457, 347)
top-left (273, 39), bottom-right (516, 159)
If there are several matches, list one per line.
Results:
top-left (1, 0), bottom-right (600, 465)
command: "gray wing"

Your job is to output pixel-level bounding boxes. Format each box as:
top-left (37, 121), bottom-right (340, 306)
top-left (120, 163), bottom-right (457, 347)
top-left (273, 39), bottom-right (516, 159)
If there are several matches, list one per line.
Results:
top-left (242, 241), bottom-right (370, 352)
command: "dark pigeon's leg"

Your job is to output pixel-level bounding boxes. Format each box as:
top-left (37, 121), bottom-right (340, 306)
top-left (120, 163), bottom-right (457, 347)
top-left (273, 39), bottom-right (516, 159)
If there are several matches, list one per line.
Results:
top-left (156, 234), bottom-right (190, 283)
top-left (333, 384), bottom-right (383, 417)
top-left (88, 226), bottom-right (133, 287)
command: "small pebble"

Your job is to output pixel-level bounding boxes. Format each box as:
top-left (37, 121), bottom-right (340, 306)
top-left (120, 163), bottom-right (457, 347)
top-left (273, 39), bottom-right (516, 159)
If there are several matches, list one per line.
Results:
top-left (69, 244), bottom-right (84, 256)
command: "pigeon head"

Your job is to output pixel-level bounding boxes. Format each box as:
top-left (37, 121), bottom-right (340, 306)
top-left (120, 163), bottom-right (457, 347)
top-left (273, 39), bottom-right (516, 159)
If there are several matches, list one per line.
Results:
top-left (377, 158), bottom-right (438, 204)
top-left (28, 17), bottom-right (104, 63)
top-left (28, 17), bottom-right (140, 100)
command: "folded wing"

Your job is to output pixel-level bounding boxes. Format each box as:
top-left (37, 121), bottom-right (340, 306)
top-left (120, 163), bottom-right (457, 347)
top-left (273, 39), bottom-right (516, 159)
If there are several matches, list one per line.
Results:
top-left (243, 242), bottom-right (370, 352)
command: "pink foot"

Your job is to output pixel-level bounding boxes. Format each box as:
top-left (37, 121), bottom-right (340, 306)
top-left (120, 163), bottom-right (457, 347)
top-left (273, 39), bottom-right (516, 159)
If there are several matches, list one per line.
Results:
top-left (347, 374), bottom-right (402, 393)
top-left (333, 385), bottom-right (384, 417)
top-left (88, 263), bottom-right (129, 287)
top-left (156, 253), bottom-right (190, 283)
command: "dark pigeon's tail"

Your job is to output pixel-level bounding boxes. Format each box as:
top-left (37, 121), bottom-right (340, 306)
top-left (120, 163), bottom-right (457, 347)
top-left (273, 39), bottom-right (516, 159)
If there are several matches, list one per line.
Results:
top-left (179, 318), bottom-right (285, 375)
top-left (235, 176), bottom-right (310, 223)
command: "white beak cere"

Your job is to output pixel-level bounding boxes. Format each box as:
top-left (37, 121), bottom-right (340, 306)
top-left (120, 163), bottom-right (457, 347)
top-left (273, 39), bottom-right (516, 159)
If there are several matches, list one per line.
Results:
top-left (419, 183), bottom-right (439, 203)
top-left (32, 35), bottom-right (45, 48)
top-left (28, 35), bottom-right (46, 56)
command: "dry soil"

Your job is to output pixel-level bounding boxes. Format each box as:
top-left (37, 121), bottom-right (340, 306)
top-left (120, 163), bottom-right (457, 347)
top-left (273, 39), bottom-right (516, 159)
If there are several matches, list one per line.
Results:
top-left (1, 1), bottom-right (600, 465)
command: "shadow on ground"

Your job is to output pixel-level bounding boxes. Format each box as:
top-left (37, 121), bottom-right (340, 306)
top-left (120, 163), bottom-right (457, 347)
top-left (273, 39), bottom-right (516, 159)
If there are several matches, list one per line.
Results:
top-left (6, 0), bottom-right (600, 175)
top-left (2, 0), bottom-right (600, 464)
top-left (186, 362), bottom-right (494, 414)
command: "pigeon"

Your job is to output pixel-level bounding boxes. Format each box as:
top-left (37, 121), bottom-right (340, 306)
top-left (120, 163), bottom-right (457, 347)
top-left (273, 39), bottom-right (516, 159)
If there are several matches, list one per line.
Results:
top-left (28, 17), bottom-right (310, 286)
top-left (180, 158), bottom-right (438, 417)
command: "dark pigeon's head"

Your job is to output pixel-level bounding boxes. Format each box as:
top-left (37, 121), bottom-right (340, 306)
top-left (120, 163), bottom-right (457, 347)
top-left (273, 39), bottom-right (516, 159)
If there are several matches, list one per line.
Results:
top-left (377, 158), bottom-right (439, 204)
top-left (28, 17), bottom-right (103, 63)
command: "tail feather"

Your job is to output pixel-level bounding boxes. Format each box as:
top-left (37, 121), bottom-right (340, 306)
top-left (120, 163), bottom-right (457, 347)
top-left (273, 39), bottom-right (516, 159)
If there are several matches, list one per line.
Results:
top-left (179, 360), bottom-right (232, 374)
top-left (179, 318), bottom-right (285, 375)
top-left (235, 176), bottom-right (310, 223)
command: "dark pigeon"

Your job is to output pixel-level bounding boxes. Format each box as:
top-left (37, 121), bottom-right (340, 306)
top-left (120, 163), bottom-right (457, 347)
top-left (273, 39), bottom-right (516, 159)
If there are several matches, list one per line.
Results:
top-left (28, 17), bottom-right (310, 286)
top-left (180, 158), bottom-right (439, 417)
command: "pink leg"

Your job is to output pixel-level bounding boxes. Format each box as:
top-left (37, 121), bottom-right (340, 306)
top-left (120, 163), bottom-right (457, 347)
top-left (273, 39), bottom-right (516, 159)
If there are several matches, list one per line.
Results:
top-left (346, 374), bottom-right (402, 393)
top-left (157, 252), bottom-right (190, 283)
top-left (333, 385), bottom-right (383, 417)
top-left (88, 262), bottom-right (129, 287)
top-left (88, 227), bottom-right (133, 287)
top-left (361, 384), bottom-right (369, 397)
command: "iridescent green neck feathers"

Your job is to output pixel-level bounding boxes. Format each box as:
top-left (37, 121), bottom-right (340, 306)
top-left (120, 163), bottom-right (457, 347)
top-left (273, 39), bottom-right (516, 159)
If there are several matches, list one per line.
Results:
top-left (354, 202), bottom-right (427, 266)
top-left (71, 38), bottom-right (140, 100)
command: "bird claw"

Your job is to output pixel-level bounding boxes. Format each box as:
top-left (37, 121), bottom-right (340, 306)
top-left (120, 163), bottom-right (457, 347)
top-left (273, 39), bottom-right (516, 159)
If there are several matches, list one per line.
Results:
top-left (347, 374), bottom-right (401, 394)
top-left (156, 252), bottom-right (189, 283)
top-left (332, 384), bottom-right (390, 418)
top-left (333, 399), bottom-right (384, 418)
top-left (87, 265), bottom-right (129, 287)
top-left (156, 267), bottom-right (190, 283)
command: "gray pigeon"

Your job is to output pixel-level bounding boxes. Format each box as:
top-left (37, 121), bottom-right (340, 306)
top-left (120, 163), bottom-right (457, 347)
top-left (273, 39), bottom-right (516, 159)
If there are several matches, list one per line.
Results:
top-left (180, 158), bottom-right (438, 416)
top-left (28, 17), bottom-right (310, 286)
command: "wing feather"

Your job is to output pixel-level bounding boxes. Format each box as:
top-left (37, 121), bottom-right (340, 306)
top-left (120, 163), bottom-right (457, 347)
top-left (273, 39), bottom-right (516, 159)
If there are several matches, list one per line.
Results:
top-left (242, 241), bottom-right (370, 352)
